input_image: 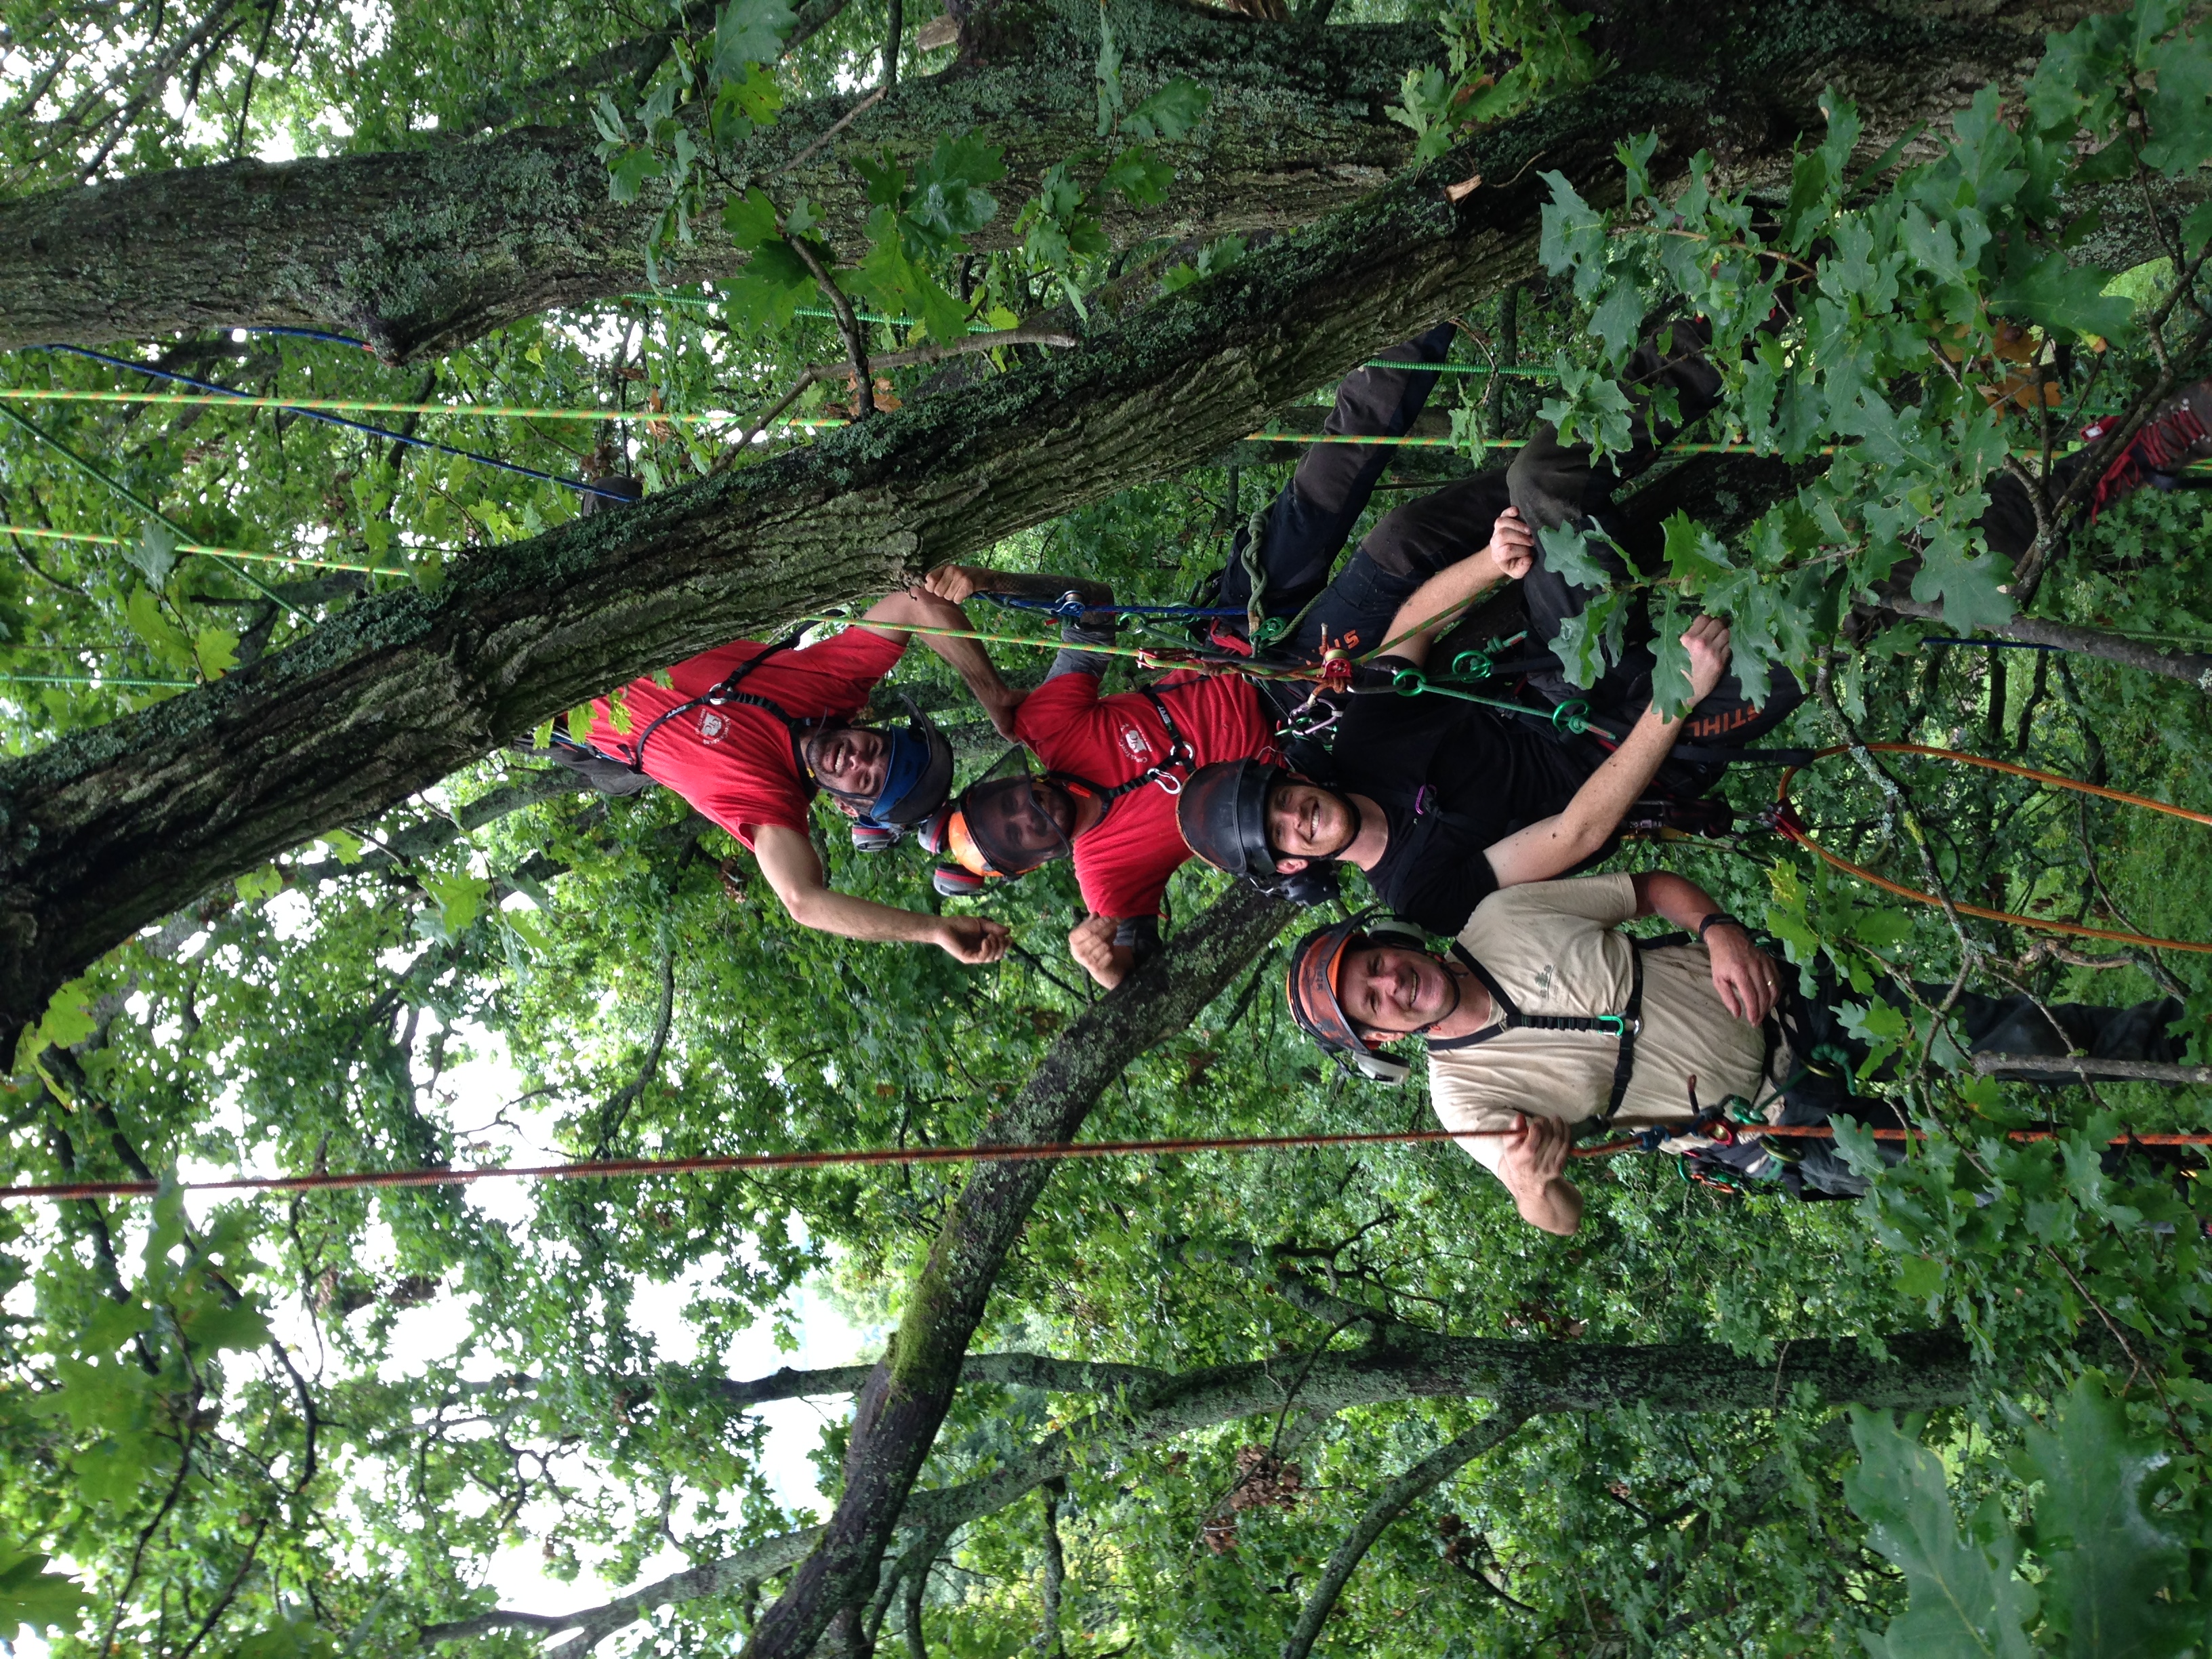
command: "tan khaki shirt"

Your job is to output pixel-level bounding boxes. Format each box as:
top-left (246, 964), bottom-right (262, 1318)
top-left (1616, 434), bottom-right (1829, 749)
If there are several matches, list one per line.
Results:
top-left (1426, 876), bottom-right (1770, 1177)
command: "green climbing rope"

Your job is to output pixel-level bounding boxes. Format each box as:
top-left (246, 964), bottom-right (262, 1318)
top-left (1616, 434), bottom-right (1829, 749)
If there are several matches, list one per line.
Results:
top-left (2, 524), bottom-right (399, 577)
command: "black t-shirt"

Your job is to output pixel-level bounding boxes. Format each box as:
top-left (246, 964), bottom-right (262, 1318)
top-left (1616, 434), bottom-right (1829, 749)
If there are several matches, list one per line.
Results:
top-left (1325, 682), bottom-right (1601, 937)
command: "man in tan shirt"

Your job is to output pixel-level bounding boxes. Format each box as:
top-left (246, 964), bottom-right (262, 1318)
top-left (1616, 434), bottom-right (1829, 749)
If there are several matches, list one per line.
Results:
top-left (1285, 870), bottom-right (2188, 1234)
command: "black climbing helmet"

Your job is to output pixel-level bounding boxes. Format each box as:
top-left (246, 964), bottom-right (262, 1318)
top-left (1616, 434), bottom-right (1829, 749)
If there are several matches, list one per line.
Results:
top-left (1176, 758), bottom-right (1289, 880)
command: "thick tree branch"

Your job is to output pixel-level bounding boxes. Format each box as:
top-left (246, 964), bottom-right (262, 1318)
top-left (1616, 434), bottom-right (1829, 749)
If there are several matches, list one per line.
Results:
top-left (743, 882), bottom-right (1291, 1658)
top-left (0, 0), bottom-right (1436, 360)
top-left (0, 0), bottom-right (2056, 1054)
top-left (1880, 595), bottom-right (2212, 691)
top-left (445, 1323), bottom-right (1978, 1651)
top-left (708, 1351), bottom-right (1169, 1409)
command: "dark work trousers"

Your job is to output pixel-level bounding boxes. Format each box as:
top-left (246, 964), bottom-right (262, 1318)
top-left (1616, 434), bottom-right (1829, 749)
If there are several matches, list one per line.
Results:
top-left (1503, 322), bottom-right (1805, 766)
top-left (1707, 971), bottom-right (2188, 1198)
top-left (1206, 323), bottom-right (1498, 722)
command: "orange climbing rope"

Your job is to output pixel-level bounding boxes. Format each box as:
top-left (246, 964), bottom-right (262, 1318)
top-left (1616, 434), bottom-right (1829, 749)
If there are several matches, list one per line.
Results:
top-left (5, 1120), bottom-right (2210, 1205)
top-left (1769, 743), bottom-right (2212, 954)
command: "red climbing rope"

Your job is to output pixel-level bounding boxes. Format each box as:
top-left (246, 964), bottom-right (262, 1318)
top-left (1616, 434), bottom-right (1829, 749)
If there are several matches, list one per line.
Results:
top-left (5, 1120), bottom-right (2210, 1204)
top-left (1769, 742), bottom-right (2212, 954)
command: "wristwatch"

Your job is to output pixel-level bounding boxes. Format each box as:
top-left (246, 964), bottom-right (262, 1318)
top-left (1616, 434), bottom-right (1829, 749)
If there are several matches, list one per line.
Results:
top-left (1696, 912), bottom-right (1746, 941)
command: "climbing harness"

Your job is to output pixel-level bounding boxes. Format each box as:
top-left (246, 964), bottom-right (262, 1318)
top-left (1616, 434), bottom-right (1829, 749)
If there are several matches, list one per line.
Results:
top-left (1769, 742), bottom-right (2212, 954)
top-left (1429, 942), bottom-right (1648, 1120)
top-left (621, 631), bottom-right (817, 788)
top-left (1076, 685), bottom-right (1201, 806)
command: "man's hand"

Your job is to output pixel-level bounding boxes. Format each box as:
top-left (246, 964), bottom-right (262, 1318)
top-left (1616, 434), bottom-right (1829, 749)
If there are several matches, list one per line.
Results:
top-left (1068, 914), bottom-right (1134, 989)
top-left (1495, 1111), bottom-right (1582, 1235)
top-left (918, 565), bottom-right (993, 606)
top-left (981, 686), bottom-right (1025, 740)
top-left (1679, 614), bottom-right (1732, 705)
top-left (1704, 926), bottom-right (1779, 1024)
top-left (1498, 1110), bottom-right (1571, 1191)
top-left (934, 915), bottom-right (1010, 964)
top-left (1488, 506), bottom-right (1537, 581)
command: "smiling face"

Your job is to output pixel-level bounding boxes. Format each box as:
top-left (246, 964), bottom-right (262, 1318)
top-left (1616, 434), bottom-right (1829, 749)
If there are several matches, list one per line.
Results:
top-left (806, 726), bottom-right (890, 804)
top-left (1265, 781), bottom-right (1357, 870)
top-left (1335, 944), bottom-right (1458, 1040)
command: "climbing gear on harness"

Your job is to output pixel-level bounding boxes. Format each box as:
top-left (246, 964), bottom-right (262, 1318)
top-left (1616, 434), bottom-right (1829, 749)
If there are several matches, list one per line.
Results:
top-left (1285, 911), bottom-right (1435, 1084)
top-left (623, 631), bottom-right (806, 778)
top-left (937, 685), bottom-right (1205, 888)
top-left (1430, 943), bottom-right (1647, 1120)
top-left (1380, 662), bottom-right (1597, 736)
top-left (1769, 742), bottom-right (2212, 954)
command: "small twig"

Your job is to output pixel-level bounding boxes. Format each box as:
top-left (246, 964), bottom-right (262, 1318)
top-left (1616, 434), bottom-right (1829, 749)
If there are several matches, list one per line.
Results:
top-left (1814, 655), bottom-right (1977, 960)
top-left (781, 84), bottom-right (887, 173)
top-left (785, 232), bottom-right (875, 417)
top-left (717, 325), bottom-right (1080, 469)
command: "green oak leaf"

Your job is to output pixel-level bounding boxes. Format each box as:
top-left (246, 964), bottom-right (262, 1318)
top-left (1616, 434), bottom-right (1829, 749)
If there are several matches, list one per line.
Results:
top-left (1845, 1410), bottom-right (2037, 1659)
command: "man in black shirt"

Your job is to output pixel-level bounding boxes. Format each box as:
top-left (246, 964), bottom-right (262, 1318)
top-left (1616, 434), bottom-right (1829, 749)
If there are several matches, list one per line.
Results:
top-left (1179, 513), bottom-right (1736, 935)
top-left (1317, 689), bottom-right (1603, 936)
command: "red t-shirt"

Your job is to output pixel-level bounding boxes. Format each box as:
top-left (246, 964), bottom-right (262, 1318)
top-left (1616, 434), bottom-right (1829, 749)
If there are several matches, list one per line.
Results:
top-left (590, 628), bottom-right (905, 848)
top-left (1014, 671), bottom-right (1279, 918)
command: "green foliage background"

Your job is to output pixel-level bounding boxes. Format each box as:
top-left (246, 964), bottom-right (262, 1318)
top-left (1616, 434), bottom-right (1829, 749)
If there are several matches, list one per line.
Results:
top-left (6, 0), bottom-right (2212, 1654)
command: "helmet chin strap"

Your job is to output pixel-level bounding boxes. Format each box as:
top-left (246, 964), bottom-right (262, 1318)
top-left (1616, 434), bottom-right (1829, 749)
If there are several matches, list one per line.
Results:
top-left (801, 721), bottom-right (874, 806)
top-left (1319, 792), bottom-right (1364, 863)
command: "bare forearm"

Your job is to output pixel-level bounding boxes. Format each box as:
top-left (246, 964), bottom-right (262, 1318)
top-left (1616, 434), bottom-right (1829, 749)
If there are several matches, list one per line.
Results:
top-left (781, 884), bottom-right (947, 945)
top-left (920, 621), bottom-right (1011, 706)
top-left (1483, 701), bottom-right (1685, 885)
top-left (1557, 700), bottom-right (1678, 844)
top-left (1511, 1177), bottom-right (1583, 1235)
top-left (1379, 551), bottom-right (1504, 665)
top-left (1630, 870), bottom-right (1723, 931)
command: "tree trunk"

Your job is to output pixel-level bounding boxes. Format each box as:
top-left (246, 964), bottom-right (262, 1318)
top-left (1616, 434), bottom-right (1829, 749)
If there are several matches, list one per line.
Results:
top-left (0, 0), bottom-right (1435, 361)
top-left (0, 0), bottom-right (2053, 1063)
top-left (744, 881), bottom-right (1291, 1659)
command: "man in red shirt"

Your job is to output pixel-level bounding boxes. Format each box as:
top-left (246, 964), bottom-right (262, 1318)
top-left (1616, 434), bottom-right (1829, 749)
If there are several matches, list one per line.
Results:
top-left (586, 588), bottom-right (1021, 962)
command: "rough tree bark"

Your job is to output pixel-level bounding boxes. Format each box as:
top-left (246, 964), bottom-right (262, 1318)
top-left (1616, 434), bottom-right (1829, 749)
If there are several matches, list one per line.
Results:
top-left (0, 0), bottom-right (1434, 360)
top-left (0, 0), bottom-right (2057, 1059)
top-left (424, 1324), bottom-right (1978, 1650)
top-left (743, 880), bottom-right (1290, 1657)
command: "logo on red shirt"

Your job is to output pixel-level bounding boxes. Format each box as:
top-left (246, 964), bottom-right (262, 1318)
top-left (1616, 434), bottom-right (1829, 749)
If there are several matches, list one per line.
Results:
top-left (1118, 721), bottom-right (1151, 762)
top-left (697, 711), bottom-right (729, 743)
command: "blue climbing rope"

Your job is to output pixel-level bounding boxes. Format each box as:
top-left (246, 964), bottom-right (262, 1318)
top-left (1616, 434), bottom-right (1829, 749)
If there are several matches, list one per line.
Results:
top-left (979, 591), bottom-right (1249, 622)
top-left (32, 344), bottom-right (633, 502)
